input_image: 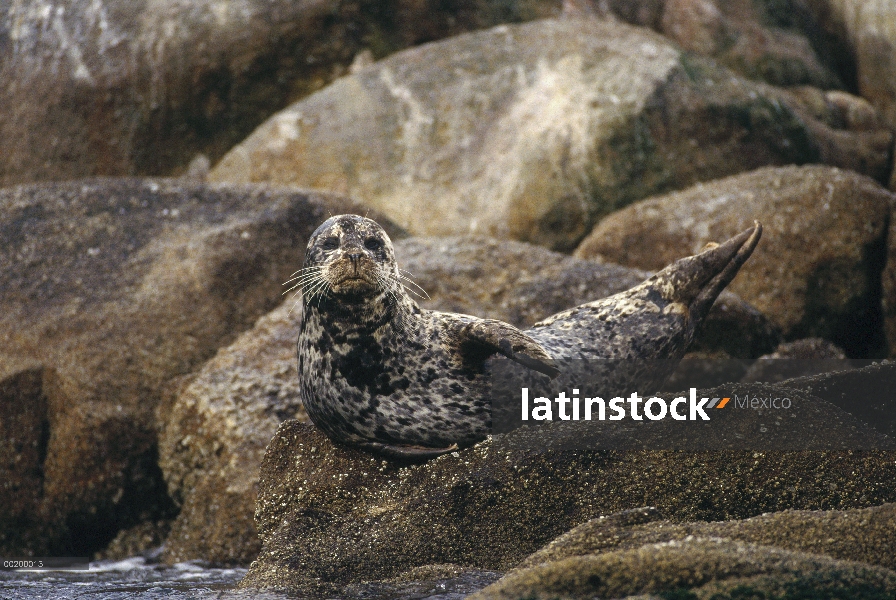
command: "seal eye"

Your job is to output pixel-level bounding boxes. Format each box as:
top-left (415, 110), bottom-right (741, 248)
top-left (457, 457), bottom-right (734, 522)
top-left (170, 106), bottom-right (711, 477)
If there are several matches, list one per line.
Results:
top-left (321, 237), bottom-right (339, 250)
top-left (364, 238), bottom-right (382, 251)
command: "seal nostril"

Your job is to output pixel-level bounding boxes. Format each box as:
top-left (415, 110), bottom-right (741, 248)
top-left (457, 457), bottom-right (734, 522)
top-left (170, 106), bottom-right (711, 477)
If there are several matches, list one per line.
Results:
top-left (348, 253), bottom-right (362, 273)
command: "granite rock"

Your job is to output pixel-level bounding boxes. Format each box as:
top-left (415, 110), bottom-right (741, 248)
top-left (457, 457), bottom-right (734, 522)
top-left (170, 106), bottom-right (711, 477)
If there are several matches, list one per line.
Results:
top-left (239, 371), bottom-right (896, 593)
top-left (210, 18), bottom-right (890, 251)
top-left (575, 165), bottom-right (893, 357)
top-left (0, 0), bottom-right (562, 187)
top-left (0, 178), bottom-right (392, 556)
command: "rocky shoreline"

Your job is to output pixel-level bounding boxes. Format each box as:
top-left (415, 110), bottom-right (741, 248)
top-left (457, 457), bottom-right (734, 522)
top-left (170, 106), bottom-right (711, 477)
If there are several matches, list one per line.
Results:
top-left (3, 2), bottom-right (896, 598)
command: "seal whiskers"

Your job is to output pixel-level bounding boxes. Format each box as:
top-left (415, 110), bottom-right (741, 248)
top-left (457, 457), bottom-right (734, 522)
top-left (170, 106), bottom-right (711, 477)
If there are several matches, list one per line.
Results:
top-left (294, 215), bottom-right (762, 459)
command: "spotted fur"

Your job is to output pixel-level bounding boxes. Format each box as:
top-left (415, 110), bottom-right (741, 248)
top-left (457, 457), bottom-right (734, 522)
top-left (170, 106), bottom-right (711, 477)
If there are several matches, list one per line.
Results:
top-left (296, 215), bottom-right (762, 457)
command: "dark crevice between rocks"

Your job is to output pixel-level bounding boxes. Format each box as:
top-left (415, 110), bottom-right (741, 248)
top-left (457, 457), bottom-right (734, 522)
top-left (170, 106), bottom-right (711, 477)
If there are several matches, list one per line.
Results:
top-left (0, 366), bottom-right (52, 555)
top-left (35, 415), bottom-right (50, 481)
top-left (760, 0), bottom-right (848, 89)
top-left (60, 444), bottom-right (180, 558)
top-left (798, 0), bottom-right (861, 95)
top-left (797, 224), bottom-right (888, 358)
top-left (1, 365), bottom-right (179, 557)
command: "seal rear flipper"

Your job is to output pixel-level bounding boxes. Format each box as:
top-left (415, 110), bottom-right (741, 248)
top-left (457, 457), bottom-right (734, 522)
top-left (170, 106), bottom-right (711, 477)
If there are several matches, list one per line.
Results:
top-left (687, 221), bottom-right (762, 328)
top-left (454, 319), bottom-right (560, 379)
top-left (354, 441), bottom-right (459, 461)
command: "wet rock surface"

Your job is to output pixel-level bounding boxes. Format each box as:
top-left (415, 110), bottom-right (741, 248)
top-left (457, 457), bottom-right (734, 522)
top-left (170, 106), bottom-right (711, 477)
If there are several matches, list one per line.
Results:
top-left (0, 178), bottom-right (395, 556)
top-left (575, 165), bottom-right (894, 357)
top-left (209, 17), bottom-right (890, 251)
top-left (241, 368), bottom-right (896, 593)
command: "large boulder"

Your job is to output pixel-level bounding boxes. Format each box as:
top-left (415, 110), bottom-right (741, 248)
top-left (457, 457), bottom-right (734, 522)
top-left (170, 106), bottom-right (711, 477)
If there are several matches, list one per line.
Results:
top-left (209, 17), bottom-right (891, 251)
top-left (595, 0), bottom-right (847, 89)
top-left (0, 178), bottom-right (393, 557)
top-left (239, 368), bottom-right (896, 594)
top-left (158, 233), bottom-right (777, 565)
top-left (473, 502), bottom-right (896, 598)
top-left (0, 0), bottom-right (562, 187)
top-left (472, 505), bottom-right (896, 599)
top-left (575, 165), bottom-right (893, 357)
top-left (805, 0), bottom-right (896, 134)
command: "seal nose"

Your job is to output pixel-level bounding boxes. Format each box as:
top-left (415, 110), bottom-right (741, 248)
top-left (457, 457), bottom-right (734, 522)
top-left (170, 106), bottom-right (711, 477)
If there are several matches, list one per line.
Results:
top-left (349, 253), bottom-right (362, 273)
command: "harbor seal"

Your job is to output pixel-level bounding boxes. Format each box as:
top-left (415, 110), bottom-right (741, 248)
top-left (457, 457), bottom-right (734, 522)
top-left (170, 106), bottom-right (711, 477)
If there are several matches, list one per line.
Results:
top-left (295, 215), bottom-right (762, 459)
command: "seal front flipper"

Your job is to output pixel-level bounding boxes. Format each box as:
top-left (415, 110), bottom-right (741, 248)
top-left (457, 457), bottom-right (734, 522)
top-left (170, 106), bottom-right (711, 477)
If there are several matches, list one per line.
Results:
top-left (354, 441), bottom-right (459, 461)
top-left (453, 319), bottom-right (560, 379)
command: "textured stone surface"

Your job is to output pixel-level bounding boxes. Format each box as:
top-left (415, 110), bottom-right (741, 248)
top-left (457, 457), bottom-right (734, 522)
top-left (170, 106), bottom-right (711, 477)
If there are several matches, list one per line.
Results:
top-left (475, 501), bottom-right (896, 599)
top-left (158, 231), bottom-right (777, 564)
top-left (239, 377), bottom-right (896, 593)
top-left (512, 503), bottom-right (896, 573)
top-left (473, 533), bottom-right (896, 599)
top-left (210, 17), bottom-right (890, 251)
top-left (158, 303), bottom-right (307, 565)
top-left (575, 165), bottom-right (893, 357)
top-left (806, 0), bottom-right (896, 131)
top-left (0, 0), bottom-right (563, 187)
top-left (599, 0), bottom-right (847, 89)
top-left (94, 520), bottom-right (172, 561)
top-left (0, 178), bottom-right (392, 556)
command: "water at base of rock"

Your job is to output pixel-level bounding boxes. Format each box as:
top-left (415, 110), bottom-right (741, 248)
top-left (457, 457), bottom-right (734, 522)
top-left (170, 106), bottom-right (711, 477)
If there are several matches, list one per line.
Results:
top-left (0, 553), bottom-right (501, 600)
